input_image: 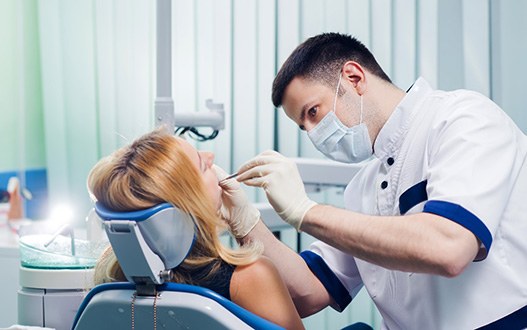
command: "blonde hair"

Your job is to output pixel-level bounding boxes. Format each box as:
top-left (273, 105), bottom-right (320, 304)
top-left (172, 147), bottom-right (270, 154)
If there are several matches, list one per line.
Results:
top-left (89, 129), bottom-right (261, 285)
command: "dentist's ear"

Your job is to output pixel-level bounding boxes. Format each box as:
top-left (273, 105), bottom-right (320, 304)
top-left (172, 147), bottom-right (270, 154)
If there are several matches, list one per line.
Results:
top-left (342, 61), bottom-right (367, 94)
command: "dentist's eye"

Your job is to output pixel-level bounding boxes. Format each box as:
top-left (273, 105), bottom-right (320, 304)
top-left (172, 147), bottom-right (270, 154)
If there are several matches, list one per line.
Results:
top-left (307, 107), bottom-right (318, 118)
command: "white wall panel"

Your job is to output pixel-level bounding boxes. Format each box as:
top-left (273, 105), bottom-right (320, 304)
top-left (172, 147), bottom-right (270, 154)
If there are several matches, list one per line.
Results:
top-left (348, 0), bottom-right (371, 48)
top-left (113, 0), bottom-right (153, 141)
top-left (255, 0), bottom-right (277, 202)
top-left (195, 0), bottom-right (214, 107)
top-left (256, 0), bottom-right (277, 155)
top-left (438, 0), bottom-right (464, 91)
top-left (173, 0), bottom-right (197, 121)
top-left (232, 0), bottom-right (259, 200)
top-left (38, 0), bottom-right (100, 215)
top-left (61, 0), bottom-right (99, 214)
top-left (300, 0), bottom-right (325, 40)
top-left (0, 0), bottom-right (41, 209)
top-left (462, 0), bottom-right (490, 97)
top-left (491, 1), bottom-right (527, 132)
top-left (370, 0), bottom-right (392, 77)
top-left (194, 0), bottom-right (217, 155)
top-left (298, 0), bottom-right (326, 160)
top-left (325, 0), bottom-right (348, 33)
top-left (94, 0), bottom-right (118, 155)
top-left (38, 1), bottom-right (69, 205)
top-left (277, 0), bottom-right (301, 157)
top-left (417, 0), bottom-right (438, 87)
top-left (392, 0), bottom-right (417, 89)
top-left (210, 0), bottom-right (233, 171)
top-left (15, 0), bottom-right (45, 170)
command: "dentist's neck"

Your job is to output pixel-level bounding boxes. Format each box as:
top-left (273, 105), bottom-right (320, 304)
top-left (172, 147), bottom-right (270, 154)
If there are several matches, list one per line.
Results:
top-left (362, 76), bottom-right (406, 146)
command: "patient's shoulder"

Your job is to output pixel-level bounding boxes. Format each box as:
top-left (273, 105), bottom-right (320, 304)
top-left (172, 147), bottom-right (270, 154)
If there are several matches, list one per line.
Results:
top-left (229, 256), bottom-right (281, 300)
top-left (237, 256), bottom-right (276, 275)
top-left (229, 257), bottom-right (305, 329)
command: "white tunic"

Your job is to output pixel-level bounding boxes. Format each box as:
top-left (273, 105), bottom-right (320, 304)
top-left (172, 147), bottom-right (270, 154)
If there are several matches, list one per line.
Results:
top-left (301, 77), bottom-right (527, 329)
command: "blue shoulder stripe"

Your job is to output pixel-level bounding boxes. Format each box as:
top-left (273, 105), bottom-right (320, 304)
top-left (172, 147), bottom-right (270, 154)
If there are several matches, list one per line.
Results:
top-left (399, 180), bottom-right (428, 215)
top-left (423, 200), bottom-right (492, 261)
top-left (300, 250), bottom-right (352, 311)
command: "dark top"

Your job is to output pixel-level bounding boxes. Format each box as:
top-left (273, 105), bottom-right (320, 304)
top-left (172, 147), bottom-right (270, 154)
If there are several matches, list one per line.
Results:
top-left (185, 260), bottom-right (236, 300)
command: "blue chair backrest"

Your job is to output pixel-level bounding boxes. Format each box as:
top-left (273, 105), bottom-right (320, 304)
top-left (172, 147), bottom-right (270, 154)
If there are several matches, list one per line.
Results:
top-left (72, 282), bottom-right (284, 330)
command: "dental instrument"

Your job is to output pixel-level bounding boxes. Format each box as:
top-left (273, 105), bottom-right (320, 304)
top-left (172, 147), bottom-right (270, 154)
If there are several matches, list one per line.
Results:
top-left (219, 172), bottom-right (238, 184)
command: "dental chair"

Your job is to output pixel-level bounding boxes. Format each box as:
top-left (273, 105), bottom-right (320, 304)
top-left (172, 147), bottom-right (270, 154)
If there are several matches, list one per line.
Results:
top-left (72, 202), bottom-right (283, 330)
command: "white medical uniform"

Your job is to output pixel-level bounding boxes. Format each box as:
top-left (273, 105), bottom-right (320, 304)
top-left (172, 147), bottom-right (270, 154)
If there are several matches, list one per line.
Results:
top-left (300, 77), bottom-right (527, 329)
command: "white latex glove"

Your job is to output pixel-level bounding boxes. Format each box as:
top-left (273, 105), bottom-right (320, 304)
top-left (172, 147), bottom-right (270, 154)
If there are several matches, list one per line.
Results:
top-left (236, 150), bottom-right (317, 230)
top-left (213, 165), bottom-right (260, 238)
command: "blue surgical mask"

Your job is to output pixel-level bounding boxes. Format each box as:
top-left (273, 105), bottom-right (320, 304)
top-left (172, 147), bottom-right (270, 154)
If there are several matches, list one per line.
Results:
top-left (307, 74), bottom-right (373, 163)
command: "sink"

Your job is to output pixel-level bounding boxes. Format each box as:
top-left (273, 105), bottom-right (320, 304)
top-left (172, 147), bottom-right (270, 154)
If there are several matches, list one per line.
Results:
top-left (19, 234), bottom-right (108, 269)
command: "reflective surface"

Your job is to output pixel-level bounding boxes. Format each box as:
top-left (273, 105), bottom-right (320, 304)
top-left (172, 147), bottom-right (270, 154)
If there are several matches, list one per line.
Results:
top-left (19, 234), bottom-right (107, 269)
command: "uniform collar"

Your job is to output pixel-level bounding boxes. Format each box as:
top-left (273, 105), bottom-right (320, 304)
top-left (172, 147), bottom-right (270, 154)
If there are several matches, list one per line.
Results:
top-left (373, 77), bottom-right (434, 161)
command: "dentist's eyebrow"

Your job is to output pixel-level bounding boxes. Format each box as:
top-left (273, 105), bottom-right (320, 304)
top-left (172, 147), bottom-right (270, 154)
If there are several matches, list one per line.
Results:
top-left (299, 103), bottom-right (309, 123)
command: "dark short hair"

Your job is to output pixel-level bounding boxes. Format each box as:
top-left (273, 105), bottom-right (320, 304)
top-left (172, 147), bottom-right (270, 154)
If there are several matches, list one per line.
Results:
top-left (272, 32), bottom-right (392, 107)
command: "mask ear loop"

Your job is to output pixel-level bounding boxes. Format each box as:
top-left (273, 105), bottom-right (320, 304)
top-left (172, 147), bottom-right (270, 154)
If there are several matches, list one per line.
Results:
top-left (333, 74), bottom-right (343, 114)
top-left (359, 95), bottom-right (363, 124)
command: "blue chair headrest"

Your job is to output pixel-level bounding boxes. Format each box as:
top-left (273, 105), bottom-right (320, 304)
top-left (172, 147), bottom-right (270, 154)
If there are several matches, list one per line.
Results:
top-left (95, 202), bottom-right (174, 222)
top-left (95, 202), bottom-right (196, 285)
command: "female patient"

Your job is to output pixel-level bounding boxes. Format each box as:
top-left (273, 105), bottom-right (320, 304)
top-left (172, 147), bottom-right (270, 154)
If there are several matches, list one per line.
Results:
top-left (88, 129), bottom-right (304, 330)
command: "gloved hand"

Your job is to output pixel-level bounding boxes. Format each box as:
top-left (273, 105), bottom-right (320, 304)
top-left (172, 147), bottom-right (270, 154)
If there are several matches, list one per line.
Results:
top-left (236, 150), bottom-right (317, 230)
top-left (213, 165), bottom-right (260, 238)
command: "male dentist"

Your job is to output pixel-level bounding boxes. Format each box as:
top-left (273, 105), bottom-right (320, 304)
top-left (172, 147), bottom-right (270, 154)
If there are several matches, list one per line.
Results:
top-left (216, 33), bottom-right (527, 330)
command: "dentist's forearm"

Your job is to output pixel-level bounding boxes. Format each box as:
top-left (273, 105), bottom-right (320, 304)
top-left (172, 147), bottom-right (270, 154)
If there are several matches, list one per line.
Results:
top-left (300, 204), bottom-right (479, 277)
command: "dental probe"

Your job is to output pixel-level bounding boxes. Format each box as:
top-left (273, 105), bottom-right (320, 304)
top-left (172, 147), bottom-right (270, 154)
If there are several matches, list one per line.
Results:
top-left (219, 172), bottom-right (239, 184)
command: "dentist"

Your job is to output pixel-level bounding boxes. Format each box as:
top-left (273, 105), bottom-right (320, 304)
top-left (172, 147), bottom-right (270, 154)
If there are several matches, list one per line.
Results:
top-left (216, 33), bottom-right (527, 330)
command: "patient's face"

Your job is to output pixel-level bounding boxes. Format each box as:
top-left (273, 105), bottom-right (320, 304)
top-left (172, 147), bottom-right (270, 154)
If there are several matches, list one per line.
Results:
top-left (177, 137), bottom-right (222, 210)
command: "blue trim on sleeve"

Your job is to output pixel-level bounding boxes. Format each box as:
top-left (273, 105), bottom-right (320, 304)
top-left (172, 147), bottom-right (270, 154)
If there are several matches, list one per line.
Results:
top-left (300, 250), bottom-right (352, 312)
top-left (399, 180), bottom-right (428, 215)
top-left (476, 304), bottom-right (527, 330)
top-left (423, 200), bottom-right (493, 261)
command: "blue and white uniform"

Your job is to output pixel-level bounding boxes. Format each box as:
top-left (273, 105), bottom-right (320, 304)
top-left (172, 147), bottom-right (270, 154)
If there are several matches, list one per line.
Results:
top-left (301, 78), bottom-right (527, 329)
